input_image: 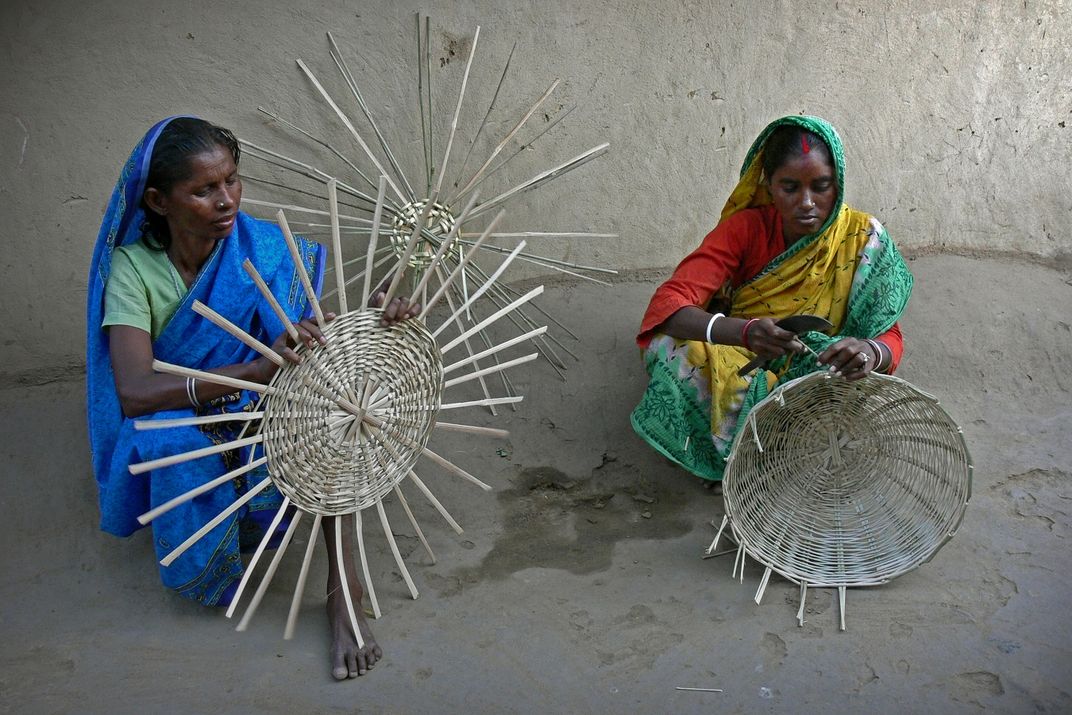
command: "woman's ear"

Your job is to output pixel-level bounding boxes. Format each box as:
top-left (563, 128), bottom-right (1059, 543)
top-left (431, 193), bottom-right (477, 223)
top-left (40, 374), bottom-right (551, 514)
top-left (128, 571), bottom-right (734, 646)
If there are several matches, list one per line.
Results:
top-left (143, 187), bottom-right (167, 216)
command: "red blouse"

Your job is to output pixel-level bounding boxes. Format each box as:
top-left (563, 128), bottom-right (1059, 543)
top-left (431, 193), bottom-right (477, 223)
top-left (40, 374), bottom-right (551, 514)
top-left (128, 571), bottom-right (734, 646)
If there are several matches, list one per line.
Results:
top-left (637, 204), bottom-right (903, 371)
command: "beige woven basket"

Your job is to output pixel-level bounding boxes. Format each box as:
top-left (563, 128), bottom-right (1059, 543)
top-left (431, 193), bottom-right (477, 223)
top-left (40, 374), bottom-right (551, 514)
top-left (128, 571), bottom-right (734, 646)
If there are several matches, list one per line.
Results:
top-left (714, 372), bottom-right (972, 628)
top-left (263, 309), bottom-right (443, 516)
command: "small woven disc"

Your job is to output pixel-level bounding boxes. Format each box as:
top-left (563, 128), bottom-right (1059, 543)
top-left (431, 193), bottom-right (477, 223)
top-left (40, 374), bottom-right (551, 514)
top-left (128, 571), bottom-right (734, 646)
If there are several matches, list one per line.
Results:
top-left (724, 372), bottom-right (971, 587)
top-left (262, 310), bottom-right (443, 516)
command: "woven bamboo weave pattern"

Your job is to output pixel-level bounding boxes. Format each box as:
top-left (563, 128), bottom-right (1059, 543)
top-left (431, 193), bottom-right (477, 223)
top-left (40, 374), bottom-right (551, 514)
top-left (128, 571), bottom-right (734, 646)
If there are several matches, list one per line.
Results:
top-left (724, 372), bottom-right (971, 588)
top-left (263, 309), bottom-right (443, 516)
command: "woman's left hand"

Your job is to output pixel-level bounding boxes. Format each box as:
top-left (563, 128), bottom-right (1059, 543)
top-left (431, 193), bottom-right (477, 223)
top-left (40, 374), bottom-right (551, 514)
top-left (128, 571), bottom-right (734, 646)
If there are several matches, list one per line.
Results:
top-left (370, 283), bottom-right (422, 327)
top-left (818, 337), bottom-right (879, 381)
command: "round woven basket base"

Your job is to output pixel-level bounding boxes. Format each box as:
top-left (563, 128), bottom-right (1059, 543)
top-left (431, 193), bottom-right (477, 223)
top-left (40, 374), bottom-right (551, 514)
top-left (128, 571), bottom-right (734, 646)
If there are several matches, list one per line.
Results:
top-left (262, 309), bottom-right (443, 516)
top-left (390, 200), bottom-right (458, 270)
top-left (724, 372), bottom-right (971, 588)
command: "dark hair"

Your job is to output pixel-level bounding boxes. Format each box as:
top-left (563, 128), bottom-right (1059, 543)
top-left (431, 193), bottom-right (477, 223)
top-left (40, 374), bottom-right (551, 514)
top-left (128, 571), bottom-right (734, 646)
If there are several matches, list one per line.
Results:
top-left (761, 125), bottom-right (832, 180)
top-left (140, 118), bottom-right (241, 249)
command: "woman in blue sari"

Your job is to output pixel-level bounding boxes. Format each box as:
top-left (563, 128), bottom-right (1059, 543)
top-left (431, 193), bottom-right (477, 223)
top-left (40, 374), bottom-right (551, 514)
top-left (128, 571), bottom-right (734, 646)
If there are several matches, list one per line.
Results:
top-left (87, 117), bottom-right (415, 680)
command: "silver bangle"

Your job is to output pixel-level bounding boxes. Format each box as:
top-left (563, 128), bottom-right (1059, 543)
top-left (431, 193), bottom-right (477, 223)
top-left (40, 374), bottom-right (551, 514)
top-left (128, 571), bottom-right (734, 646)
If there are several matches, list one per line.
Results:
top-left (186, 376), bottom-right (202, 408)
top-left (705, 313), bottom-right (725, 343)
top-left (864, 338), bottom-right (887, 373)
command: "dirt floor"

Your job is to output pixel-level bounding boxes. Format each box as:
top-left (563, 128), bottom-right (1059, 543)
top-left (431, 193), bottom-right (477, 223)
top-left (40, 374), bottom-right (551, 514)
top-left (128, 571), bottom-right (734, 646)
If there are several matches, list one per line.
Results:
top-left (1, 253), bottom-right (1070, 714)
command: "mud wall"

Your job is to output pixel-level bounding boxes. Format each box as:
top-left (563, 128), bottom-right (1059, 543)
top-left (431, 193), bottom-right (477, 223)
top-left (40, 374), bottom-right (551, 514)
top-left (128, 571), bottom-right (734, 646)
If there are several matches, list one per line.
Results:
top-left (2, 0), bottom-right (1069, 378)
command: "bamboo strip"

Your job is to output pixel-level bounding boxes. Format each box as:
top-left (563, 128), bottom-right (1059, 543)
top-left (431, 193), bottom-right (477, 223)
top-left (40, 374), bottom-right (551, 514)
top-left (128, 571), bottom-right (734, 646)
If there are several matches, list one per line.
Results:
top-left (328, 180), bottom-right (348, 314)
top-left (443, 353), bottom-right (537, 389)
top-left (839, 586), bottom-right (847, 631)
top-left (333, 517), bottom-right (365, 648)
top-left (453, 78), bottom-right (560, 202)
top-left (467, 143), bottom-right (611, 219)
top-left (440, 285), bottom-right (545, 353)
top-left (376, 500), bottom-right (419, 599)
top-left (362, 415), bottom-right (492, 492)
top-left (453, 41), bottom-right (515, 193)
top-left (133, 411), bottom-right (264, 430)
top-left (327, 32), bottom-right (416, 200)
top-left (416, 13), bottom-right (431, 195)
top-left (225, 498), bottom-right (292, 618)
top-left (296, 58), bottom-right (406, 203)
top-left (460, 231), bottom-right (619, 239)
top-left (277, 210), bottom-right (327, 328)
top-left (432, 25), bottom-right (481, 198)
top-left (438, 396), bottom-right (524, 410)
top-left (418, 210), bottom-right (503, 319)
top-left (284, 513), bottom-right (323, 639)
top-left (362, 177), bottom-right (388, 308)
top-left (137, 456), bottom-right (269, 525)
top-left (434, 422), bottom-right (510, 439)
top-left (129, 433), bottom-right (264, 475)
top-left (442, 325), bottom-right (547, 374)
top-left (242, 197), bottom-right (372, 224)
top-left (394, 484), bottom-right (435, 564)
top-left (234, 510), bottom-right (304, 631)
top-left (464, 104), bottom-right (578, 197)
top-left (754, 566), bottom-right (773, 604)
top-left (433, 264), bottom-right (497, 416)
top-left (458, 237), bottom-right (619, 275)
top-left (193, 301), bottom-right (284, 367)
top-left (321, 251), bottom-right (395, 302)
top-left (161, 476), bottom-right (272, 567)
top-left (241, 175), bottom-right (374, 215)
top-left (407, 470), bottom-right (464, 534)
top-left (431, 239), bottom-right (527, 338)
top-left (354, 509), bottom-right (381, 619)
top-left (256, 107), bottom-right (378, 194)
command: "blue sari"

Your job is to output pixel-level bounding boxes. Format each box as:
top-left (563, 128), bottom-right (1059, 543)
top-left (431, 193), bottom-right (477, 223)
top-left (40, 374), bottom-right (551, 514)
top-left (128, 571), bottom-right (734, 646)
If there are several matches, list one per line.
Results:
top-left (86, 117), bottom-right (325, 605)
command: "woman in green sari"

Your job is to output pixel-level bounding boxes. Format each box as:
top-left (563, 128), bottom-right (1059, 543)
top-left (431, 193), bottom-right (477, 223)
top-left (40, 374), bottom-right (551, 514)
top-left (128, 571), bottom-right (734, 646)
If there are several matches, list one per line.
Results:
top-left (631, 116), bottom-right (913, 483)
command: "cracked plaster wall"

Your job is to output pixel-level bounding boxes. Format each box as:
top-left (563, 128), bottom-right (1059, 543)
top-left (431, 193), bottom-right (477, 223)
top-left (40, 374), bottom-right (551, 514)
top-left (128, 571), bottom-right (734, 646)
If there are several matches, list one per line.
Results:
top-left (1, 0), bottom-right (1069, 378)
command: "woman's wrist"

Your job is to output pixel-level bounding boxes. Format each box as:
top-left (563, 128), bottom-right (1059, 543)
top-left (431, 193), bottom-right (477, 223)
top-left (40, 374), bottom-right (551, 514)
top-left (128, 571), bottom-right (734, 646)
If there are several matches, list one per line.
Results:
top-left (864, 338), bottom-right (888, 373)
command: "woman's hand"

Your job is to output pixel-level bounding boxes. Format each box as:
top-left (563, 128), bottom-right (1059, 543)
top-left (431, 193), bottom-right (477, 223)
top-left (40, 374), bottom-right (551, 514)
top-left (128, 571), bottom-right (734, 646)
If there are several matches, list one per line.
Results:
top-left (744, 318), bottom-right (807, 359)
top-left (818, 337), bottom-right (877, 381)
top-left (253, 313), bottom-right (336, 383)
top-left (370, 283), bottom-right (422, 327)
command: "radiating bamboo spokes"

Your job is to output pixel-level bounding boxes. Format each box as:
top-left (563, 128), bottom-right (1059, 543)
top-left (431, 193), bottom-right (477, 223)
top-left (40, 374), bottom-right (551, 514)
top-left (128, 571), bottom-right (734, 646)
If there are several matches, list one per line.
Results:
top-left (466, 142), bottom-right (611, 221)
top-left (285, 512), bottom-right (324, 639)
top-left (235, 510), bottom-right (305, 632)
top-left (451, 78), bottom-right (560, 203)
top-left (160, 476), bottom-right (273, 567)
top-left (295, 57), bottom-right (406, 204)
top-left (226, 497), bottom-right (293, 618)
top-left (326, 32), bottom-right (416, 201)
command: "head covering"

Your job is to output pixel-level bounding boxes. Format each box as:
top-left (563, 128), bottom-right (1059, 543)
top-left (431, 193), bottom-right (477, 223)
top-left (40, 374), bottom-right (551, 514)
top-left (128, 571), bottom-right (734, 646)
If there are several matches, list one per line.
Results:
top-left (721, 115), bottom-right (846, 241)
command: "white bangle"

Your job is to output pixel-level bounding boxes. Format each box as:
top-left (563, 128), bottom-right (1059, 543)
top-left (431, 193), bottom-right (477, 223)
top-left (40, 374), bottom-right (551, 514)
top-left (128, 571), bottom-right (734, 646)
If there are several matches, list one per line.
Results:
top-left (865, 338), bottom-right (887, 373)
top-left (705, 313), bottom-right (725, 344)
top-left (186, 376), bottom-right (202, 408)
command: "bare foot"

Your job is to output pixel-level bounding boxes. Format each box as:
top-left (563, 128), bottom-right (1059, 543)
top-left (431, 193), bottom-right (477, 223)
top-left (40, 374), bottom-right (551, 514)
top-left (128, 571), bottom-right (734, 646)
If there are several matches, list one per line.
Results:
top-left (327, 586), bottom-right (381, 680)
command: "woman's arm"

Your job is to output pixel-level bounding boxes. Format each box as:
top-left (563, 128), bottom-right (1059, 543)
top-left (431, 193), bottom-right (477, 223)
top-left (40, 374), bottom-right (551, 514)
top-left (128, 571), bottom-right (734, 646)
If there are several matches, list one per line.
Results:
top-left (660, 306), bottom-right (805, 358)
top-left (109, 316), bottom-right (330, 418)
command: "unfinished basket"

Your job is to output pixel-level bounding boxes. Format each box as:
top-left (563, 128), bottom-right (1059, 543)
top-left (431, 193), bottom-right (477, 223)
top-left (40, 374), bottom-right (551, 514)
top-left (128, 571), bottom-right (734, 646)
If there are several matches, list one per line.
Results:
top-left (710, 371), bottom-right (972, 630)
top-left (265, 310), bottom-right (443, 515)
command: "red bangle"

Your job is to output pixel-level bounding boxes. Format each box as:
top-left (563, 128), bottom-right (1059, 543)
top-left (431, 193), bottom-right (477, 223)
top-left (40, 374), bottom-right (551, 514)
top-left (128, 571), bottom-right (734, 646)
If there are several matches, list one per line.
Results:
top-left (741, 318), bottom-right (759, 350)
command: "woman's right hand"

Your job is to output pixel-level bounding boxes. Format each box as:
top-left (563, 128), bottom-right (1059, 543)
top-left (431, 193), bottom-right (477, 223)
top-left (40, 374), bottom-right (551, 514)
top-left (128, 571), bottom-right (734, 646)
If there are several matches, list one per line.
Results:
top-left (253, 314), bottom-right (335, 383)
top-left (744, 318), bottom-right (806, 358)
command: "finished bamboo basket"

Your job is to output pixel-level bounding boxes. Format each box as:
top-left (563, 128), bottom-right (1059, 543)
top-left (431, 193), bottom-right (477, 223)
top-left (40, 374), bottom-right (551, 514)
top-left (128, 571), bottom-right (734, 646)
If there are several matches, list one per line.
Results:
top-left (710, 371), bottom-right (972, 629)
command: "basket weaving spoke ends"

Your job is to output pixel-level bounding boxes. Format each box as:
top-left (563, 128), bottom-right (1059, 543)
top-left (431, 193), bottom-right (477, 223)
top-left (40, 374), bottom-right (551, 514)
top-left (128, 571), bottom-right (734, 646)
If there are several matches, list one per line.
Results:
top-left (720, 372), bottom-right (972, 629)
top-left (244, 18), bottom-right (617, 371)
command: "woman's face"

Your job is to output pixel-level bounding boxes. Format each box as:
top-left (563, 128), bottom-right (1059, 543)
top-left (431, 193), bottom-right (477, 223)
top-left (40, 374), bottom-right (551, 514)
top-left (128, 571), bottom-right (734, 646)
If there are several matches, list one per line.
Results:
top-left (144, 145), bottom-right (242, 245)
top-left (768, 151), bottom-right (837, 243)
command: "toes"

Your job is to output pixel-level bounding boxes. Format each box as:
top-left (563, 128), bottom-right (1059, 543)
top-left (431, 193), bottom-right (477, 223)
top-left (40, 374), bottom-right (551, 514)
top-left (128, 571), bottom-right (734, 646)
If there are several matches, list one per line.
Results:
top-left (356, 650), bottom-right (368, 676)
top-left (332, 662), bottom-right (348, 681)
top-left (346, 650), bottom-right (359, 679)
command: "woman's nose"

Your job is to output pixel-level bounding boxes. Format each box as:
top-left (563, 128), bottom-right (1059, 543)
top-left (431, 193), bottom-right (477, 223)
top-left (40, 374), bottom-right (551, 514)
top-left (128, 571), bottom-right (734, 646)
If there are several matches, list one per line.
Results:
top-left (801, 191), bottom-right (815, 208)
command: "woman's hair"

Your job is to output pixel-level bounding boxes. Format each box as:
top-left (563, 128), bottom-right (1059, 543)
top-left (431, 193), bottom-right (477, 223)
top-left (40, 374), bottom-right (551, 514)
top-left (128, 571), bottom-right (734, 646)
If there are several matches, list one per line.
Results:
top-left (140, 118), bottom-right (241, 249)
top-left (761, 125), bottom-right (832, 180)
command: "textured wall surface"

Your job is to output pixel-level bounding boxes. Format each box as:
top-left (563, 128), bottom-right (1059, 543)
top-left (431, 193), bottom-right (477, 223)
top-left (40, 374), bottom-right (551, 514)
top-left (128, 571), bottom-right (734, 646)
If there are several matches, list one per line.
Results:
top-left (2, 0), bottom-right (1069, 378)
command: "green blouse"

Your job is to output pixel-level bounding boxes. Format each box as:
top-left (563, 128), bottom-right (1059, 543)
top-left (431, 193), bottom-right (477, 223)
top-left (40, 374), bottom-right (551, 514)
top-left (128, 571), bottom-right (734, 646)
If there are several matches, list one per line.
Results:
top-left (102, 239), bottom-right (187, 340)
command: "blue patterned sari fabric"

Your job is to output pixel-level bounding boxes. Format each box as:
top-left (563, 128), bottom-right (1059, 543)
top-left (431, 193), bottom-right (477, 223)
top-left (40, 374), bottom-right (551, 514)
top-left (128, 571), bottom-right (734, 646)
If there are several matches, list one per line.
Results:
top-left (86, 117), bottom-right (325, 605)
